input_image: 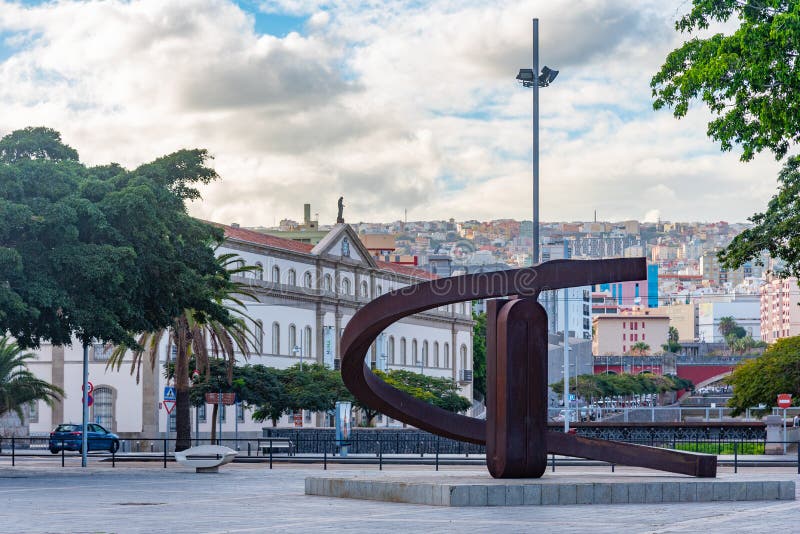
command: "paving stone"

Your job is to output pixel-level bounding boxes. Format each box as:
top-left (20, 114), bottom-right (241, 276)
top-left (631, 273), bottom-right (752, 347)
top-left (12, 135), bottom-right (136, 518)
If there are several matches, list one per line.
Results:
top-left (730, 482), bottom-right (748, 501)
top-left (449, 485), bottom-right (469, 507)
top-left (745, 482), bottom-right (764, 501)
top-left (696, 482), bottom-right (714, 503)
top-left (611, 483), bottom-right (628, 504)
top-left (627, 483), bottom-right (646, 504)
top-left (487, 485), bottom-right (506, 506)
top-left (541, 484), bottom-right (559, 505)
top-left (661, 482), bottom-right (680, 502)
top-left (712, 482), bottom-right (730, 501)
top-left (779, 481), bottom-right (795, 500)
top-left (523, 484), bottom-right (541, 505)
top-left (558, 484), bottom-right (577, 505)
top-left (645, 483), bottom-right (662, 503)
top-left (505, 485), bottom-right (523, 506)
top-left (679, 482), bottom-right (697, 502)
top-left (593, 483), bottom-right (612, 504)
top-left (763, 481), bottom-right (780, 500)
top-left (468, 485), bottom-right (487, 506)
top-left (575, 484), bottom-right (593, 504)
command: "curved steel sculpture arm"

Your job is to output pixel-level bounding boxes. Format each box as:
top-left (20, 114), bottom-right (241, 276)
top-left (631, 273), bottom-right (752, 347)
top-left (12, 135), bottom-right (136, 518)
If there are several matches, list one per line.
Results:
top-left (341, 258), bottom-right (646, 444)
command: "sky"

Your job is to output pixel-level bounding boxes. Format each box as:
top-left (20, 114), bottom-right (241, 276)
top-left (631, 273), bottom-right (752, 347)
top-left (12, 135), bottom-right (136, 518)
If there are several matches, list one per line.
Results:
top-left (0, 0), bottom-right (785, 226)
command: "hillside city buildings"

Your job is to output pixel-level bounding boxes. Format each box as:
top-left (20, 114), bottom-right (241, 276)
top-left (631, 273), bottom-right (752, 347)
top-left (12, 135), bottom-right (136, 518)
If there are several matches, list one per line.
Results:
top-left (7, 205), bottom-right (798, 438)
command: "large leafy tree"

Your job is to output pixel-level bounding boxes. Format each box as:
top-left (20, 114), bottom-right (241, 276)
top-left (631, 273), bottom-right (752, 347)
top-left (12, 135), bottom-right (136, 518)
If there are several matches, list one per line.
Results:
top-left (651, 0), bottom-right (800, 162)
top-left (472, 311), bottom-right (486, 399)
top-left (0, 336), bottom-right (63, 420)
top-left (109, 253), bottom-right (256, 450)
top-left (652, 2), bottom-right (800, 276)
top-left (0, 127), bottom-right (229, 349)
top-left (726, 336), bottom-right (800, 414)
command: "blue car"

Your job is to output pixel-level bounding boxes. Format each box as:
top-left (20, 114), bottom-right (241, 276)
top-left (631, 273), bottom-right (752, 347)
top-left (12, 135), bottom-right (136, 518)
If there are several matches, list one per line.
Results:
top-left (49, 423), bottom-right (120, 454)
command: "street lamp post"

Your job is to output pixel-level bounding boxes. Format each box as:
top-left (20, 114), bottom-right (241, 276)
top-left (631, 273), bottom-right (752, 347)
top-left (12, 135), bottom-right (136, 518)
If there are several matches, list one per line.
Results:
top-left (516, 18), bottom-right (558, 265)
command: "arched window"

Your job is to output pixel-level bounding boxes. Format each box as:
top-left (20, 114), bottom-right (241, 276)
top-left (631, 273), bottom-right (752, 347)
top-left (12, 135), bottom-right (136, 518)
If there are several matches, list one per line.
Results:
top-left (272, 265), bottom-right (280, 283)
top-left (400, 338), bottom-right (407, 365)
top-left (388, 336), bottom-right (395, 364)
top-left (288, 324), bottom-right (297, 354)
top-left (376, 284), bottom-right (382, 296)
top-left (460, 344), bottom-right (469, 371)
top-left (412, 339), bottom-right (418, 366)
top-left (303, 326), bottom-right (312, 357)
top-left (361, 281), bottom-right (369, 299)
top-left (272, 322), bottom-right (280, 354)
top-left (433, 342), bottom-right (439, 367)
top-left (91, 386), bottom-right (115, 431)
top-left (303, 271), bottom-right (312, 288)
top-left (288, 269), bottom-right (297, 286)
top-left (342, 278), bottom-right (351, 295)
top-left (324, 274), bottom-right (333, 292)
top-left (255, 262), bottom-right (264, 280)
top-left (422, 341), bottom-right (429, 367)
top-left (255, 320), bottom-right (264, 354)
top-left (444, 342), bottom-right (450, 368)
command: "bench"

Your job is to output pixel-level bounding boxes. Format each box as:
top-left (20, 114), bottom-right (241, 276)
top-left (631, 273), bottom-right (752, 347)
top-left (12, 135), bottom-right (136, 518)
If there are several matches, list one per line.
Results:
top-left (174, 445), bottom-right (237, 473)
top-left (258, 438), bottom-right (294, 456)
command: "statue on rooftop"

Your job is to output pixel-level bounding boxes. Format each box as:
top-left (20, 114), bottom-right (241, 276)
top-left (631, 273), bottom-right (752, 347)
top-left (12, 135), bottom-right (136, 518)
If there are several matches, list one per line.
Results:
top-left (337, 196), bottom-right (345, 224)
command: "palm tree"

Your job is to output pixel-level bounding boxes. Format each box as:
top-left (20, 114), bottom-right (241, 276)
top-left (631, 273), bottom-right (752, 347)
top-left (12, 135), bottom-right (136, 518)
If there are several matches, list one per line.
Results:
top-left (108, 252), bottom-right (259, 450)
top-left (718, 316), bottom-right (738, 339)
top-left (629, 341), bottom-right (651, 356)
top-left (0, 337), bottom-right (63, 420)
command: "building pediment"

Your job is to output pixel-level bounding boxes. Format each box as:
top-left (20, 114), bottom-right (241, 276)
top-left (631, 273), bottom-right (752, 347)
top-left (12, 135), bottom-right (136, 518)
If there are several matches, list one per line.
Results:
top-left (311, 224), bottom-right (377, 268)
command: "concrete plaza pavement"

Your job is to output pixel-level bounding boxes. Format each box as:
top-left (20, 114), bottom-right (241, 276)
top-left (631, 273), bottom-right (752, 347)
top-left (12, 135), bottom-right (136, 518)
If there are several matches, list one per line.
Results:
top-left (0, 461), bottom-right (798, 533)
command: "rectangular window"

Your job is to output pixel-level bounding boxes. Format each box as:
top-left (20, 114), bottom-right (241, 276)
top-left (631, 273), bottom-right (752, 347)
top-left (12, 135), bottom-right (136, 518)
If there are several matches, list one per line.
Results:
top-left (92, 343), bottom-right (113, 362)
top-left (642, 334), bottom-right (646, 341)
top-left (305, 410), bottom-right (312, 423)
top-left (28, 401), bottom-right (39, 423)
top-left (622, 333), bottom-right (626, 341)
top-left (237, 403), bottom-right (245, 422)
top-left (198, 404), bottom-right (206, 423)
top-left (641, 322), bottom-right (645, 329)
top-left (622, 321), bottom-right (626, 329)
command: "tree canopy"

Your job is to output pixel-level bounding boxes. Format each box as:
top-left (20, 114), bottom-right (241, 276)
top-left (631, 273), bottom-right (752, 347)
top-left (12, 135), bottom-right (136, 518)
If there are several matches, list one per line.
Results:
top-left (472, 311), bottom-right (486, 399)
top-left (726, 336), bottom-right (800, 414)
top-left (551, 372), bottom-right (693, 399)
top-left (0, 127), bottom-right (229, 349)
top-left (651, 1), bottom-right (800, 162)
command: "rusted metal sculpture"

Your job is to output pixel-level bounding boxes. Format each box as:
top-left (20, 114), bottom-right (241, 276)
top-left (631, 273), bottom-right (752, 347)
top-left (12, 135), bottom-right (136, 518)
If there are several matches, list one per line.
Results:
top-left (341, 258), bottom-right (716, 478)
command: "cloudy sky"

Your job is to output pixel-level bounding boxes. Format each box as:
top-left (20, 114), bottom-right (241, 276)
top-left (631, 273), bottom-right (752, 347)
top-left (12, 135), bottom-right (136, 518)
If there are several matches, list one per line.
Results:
top-left (0, 0), bottom-right (784, 226)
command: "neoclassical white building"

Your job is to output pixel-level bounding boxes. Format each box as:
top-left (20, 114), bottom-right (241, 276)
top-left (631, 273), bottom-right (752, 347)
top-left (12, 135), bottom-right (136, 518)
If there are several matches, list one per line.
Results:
top-left (23, 223), bottom-right (474, 438)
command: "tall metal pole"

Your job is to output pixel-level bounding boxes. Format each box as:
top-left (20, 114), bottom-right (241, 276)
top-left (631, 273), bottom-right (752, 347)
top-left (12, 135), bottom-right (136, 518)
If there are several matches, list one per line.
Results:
top-left (563, 290), bottom-right (570, 433)
top-left (532, 18), bottom-right (540, 265)
top-left (81, 343), bottom-right (89, 467)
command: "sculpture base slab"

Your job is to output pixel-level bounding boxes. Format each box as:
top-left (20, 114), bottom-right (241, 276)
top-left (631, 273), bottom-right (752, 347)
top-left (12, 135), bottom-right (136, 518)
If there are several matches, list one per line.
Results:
top-left (305, 473), bottom-right (795, 506)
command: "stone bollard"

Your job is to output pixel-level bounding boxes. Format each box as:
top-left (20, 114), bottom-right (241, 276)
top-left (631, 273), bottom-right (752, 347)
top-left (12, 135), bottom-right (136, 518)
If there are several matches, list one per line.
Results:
top-left (764, 415), bottom-right (784, 455)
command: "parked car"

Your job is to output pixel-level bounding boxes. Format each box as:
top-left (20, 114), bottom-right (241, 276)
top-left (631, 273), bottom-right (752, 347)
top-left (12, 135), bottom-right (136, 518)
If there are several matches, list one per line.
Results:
top-left (49, 423), bottom-right (120, 454)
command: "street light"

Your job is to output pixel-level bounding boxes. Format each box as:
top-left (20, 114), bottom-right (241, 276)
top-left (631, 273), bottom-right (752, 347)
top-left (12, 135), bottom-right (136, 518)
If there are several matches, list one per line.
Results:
top-left (292, 343), bottom-right (303, 371)
top-left (516, 18), bottom-right (559, 265)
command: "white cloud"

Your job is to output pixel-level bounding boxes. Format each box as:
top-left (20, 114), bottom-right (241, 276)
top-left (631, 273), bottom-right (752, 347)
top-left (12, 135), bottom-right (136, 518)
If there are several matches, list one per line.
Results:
top-left (0, 0), bottom-right (781, 226)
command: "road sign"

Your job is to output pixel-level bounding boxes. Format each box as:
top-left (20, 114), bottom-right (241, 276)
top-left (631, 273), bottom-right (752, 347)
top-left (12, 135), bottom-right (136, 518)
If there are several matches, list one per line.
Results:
top-left (82, 381), bottom-right (94, 394)
top-left (164, 386), bottom-right (176, 401)
top-left (293, 413), bottom-right (303, 427)
top-left (163, 400), bottom-right (176, 414)
top-left (84, 393), bottom-right (94, 407)
top-left (204, 392), bottom-right (236, 405)
top-left (777, 393), bottom-right (792, 409)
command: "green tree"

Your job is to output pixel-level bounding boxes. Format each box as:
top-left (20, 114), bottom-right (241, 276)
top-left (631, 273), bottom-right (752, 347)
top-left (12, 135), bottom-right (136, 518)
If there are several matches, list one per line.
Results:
top-left (629, 342), bottom-right (651, 356)
top-left (726, 336), bottom-right (800, 415)
top-left (662, 326), bottom-right (682, 353)
top-left (0, 336), bottom-right (63, 420)
top-left (651, 1), bottom-right (800, 162)
top-left (652, 3), bottom-right (800, 277)
top-left (109, 253), bottom-right (256, 450)
top-left (0, 127), bottom-right (230, 350)
top-left (377, 369), bottom-right (471, 414)
top-left (718, 316), bottom-right (740, 339)
top-left (472, 311), bottom-right (486, 399)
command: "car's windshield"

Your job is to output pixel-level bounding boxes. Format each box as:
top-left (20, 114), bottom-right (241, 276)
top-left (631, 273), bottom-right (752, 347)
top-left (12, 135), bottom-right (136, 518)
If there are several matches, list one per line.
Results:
top-left (54, 424), bottom-right (80, 432)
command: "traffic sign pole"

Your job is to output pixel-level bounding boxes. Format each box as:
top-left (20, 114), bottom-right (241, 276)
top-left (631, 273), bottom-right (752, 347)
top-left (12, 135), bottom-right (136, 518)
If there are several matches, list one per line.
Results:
top-left (81, 343), bottom-right (89, 468)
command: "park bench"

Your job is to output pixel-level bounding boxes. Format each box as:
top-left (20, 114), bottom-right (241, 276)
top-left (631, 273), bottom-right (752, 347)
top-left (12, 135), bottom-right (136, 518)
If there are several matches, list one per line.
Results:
top-left (174, 445), bottom-right (237, 473)
top-left (257, 438), bottom-right (294, 456)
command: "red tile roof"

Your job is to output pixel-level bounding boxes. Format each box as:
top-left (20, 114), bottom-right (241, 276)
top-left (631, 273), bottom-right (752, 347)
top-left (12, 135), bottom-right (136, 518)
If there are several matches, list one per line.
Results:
top-left (377, 260), bottom-right (438, 280)
top-left (214, 223), bottom-right (315, 254)
top-left (214, 222), bottom-right (437, 281)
